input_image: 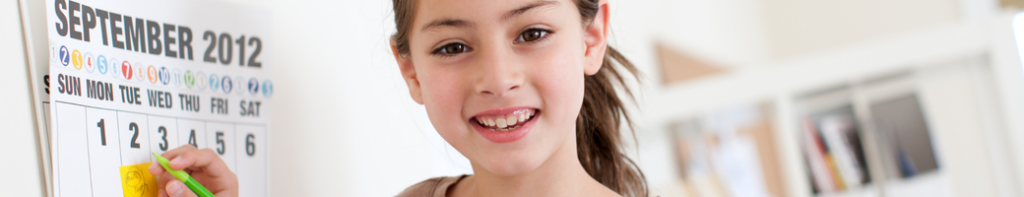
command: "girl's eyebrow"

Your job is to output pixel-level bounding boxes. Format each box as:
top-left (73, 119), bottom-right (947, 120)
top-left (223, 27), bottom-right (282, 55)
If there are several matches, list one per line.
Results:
top-left (421, 18), bottom-right (473, 31)
top-left (420, 0), bottom-right (559, 32)
top-left (502, 0), bottom-right (559, 22)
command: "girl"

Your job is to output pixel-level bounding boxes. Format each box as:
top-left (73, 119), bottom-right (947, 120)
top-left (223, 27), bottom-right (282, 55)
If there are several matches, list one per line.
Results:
top-left (150, 0), bottom-right (647, 196)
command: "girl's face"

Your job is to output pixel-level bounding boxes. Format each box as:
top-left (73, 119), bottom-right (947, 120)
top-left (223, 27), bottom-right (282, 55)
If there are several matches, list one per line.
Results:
top-left (395, 0), bottom-right (607, 176)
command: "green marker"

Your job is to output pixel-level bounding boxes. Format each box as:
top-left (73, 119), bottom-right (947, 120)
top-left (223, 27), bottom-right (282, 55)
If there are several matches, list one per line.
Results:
top-left (153, 153), bottom-right (216, 197)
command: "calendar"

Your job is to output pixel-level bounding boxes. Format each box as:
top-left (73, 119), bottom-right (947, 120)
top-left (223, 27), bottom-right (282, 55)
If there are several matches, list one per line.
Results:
top-left (46, 0), bottom-right (273, 196)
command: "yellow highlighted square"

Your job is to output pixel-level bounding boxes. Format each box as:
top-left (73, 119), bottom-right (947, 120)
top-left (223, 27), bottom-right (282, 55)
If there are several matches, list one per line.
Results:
top-left (119, 162), bottom-right (159, 197)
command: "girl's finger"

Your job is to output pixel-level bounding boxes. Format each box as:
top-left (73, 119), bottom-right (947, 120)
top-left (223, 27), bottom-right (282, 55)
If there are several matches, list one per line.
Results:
top-left (168, 148), bottom-right (232, 177)
top-left (156, 170), bottom-right (177, 197)
top-left (160, 145), bottom-right (199, 161)
top-left (149, 160), bottom-right (165, 175)
top-left (165, 180), bottom-right (200, 197)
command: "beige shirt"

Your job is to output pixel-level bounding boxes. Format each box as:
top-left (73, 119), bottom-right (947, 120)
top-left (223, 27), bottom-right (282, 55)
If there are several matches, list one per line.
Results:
top-left (396, 175), bottom-right (648, 197)
top-left (396, 175), bottom-right (469, 197)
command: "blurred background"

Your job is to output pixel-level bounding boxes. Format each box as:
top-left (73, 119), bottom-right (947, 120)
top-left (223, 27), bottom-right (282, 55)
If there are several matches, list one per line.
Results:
top-left (5, 0), bottom-right (1024, 196)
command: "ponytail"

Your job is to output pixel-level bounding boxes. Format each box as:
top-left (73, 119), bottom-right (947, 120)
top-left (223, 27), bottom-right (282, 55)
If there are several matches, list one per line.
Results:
top-left (577, 46), bottom-right (647, 197)
top-left (573, 0), bottom-right (648, 195)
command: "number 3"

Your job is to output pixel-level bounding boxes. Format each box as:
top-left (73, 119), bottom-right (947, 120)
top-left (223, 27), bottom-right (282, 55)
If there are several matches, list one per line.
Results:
top-left (157, 126), bottom-right (168, 151)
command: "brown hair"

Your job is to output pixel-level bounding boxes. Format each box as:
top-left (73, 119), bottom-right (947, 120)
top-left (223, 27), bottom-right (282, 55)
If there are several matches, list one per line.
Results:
top-left (391, 0), bottom-right (648, 196)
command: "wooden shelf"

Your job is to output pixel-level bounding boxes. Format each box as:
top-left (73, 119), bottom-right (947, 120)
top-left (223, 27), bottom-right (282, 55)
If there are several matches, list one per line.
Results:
top-left (641, 13), bottom-right (1024, 197)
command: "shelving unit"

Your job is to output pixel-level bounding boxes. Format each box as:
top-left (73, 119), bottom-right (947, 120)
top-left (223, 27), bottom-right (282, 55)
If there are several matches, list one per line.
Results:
top-left (640, 13), bottom-right (1024, 197)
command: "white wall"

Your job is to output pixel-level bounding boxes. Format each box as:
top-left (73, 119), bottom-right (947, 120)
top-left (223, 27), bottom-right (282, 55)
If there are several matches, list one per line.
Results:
top-left (6, 0), bottom-right (665, 195)
top-left (0, 1), bottom-right (45, 196)
top-left (8, 0), bottom-right (1021, 196)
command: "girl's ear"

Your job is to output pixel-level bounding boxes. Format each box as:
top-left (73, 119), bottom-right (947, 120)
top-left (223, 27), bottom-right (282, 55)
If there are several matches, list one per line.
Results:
top-left (391, 38), bottom-right (425, 104)
top-left (582, 1), bottom-right (610, 76)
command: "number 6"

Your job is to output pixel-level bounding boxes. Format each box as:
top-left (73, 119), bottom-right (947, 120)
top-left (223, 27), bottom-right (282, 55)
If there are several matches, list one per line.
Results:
top-left (245, 134), bottom-right (255, 156)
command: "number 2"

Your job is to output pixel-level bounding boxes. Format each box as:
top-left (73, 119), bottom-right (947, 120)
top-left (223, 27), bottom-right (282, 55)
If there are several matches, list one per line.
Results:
top-left (216, 132), bottom-right (225, 155)
top-left (247, 37), bottom-right (262, 68)
top-left (129, 122), bottom-right (140, 149)
top-left (157, 126), bottom-right (168, 151)
top-left (203, 31), bottom-right (217, 63)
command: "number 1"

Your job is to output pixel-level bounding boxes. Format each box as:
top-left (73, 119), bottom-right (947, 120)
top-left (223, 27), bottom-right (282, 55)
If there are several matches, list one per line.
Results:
top-left (96, 119), bottom-right (106, 146)
top-left (236, 35), bottom-right (246, 66)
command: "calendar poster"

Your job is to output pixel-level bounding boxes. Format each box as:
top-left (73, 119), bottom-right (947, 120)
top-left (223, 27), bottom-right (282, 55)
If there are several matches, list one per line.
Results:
top-left (46, 0), bottom-right (272, 196)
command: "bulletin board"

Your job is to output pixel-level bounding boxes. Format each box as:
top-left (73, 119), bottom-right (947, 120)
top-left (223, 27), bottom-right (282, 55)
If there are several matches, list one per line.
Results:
top-left (40, 0), bottom-right (273, 196)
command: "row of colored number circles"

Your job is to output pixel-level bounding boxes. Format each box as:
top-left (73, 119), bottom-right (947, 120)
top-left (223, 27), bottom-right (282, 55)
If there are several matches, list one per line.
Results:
top-left (53, 45), bottom-right (273, 98)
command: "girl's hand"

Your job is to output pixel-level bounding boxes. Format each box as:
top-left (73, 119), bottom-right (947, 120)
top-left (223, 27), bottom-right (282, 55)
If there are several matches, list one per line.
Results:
top-left (149, 145), bottom-right (239, 197)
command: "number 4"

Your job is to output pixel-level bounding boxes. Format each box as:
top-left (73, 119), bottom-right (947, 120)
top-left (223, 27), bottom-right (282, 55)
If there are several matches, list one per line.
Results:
top-left (187, 129), bottom-right (197, 148)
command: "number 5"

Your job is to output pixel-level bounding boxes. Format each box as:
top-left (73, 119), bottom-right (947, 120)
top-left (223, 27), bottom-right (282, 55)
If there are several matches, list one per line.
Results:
top-left (216, 132), bottom-right (225, 155)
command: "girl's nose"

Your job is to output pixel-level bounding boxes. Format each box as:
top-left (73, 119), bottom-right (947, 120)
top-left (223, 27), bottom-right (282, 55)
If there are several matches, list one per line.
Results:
top-left (474, 46), bottom-right (522, 97)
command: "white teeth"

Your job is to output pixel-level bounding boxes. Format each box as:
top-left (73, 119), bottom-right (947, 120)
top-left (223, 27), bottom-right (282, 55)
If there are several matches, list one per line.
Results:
top-left (476, 110), bottom-right (537, 131)
top-left (496, 118), bottom-right (507, 128)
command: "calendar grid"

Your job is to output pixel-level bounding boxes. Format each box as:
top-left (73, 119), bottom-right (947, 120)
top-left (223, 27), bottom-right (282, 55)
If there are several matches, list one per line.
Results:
top-left (53, 101), bottom-right (269, 197)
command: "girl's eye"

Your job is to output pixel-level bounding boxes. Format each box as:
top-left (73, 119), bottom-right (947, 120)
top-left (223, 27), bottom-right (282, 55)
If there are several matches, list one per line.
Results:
top-left (516, 29), bottom-right (550, 43)
top-left (433, 43), bottom-right (469, 55)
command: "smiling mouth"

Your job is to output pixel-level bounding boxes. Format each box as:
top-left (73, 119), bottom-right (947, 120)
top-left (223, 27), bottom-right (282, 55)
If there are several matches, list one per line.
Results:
top-left (472, 109), bottom-right (538, 132)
